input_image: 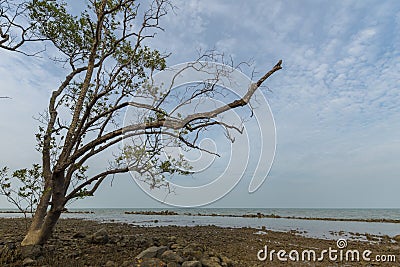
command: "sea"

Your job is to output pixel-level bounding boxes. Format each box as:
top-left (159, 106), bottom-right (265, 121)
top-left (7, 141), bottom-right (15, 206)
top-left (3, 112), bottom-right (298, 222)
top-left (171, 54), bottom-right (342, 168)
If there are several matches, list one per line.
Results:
top-left (1, 208), bottom-right (399, 241)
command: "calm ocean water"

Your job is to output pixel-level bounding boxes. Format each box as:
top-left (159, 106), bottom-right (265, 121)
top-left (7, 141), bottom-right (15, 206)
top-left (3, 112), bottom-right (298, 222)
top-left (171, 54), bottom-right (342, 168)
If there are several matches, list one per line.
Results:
top-left (1, 208), bottom-right (399, 240)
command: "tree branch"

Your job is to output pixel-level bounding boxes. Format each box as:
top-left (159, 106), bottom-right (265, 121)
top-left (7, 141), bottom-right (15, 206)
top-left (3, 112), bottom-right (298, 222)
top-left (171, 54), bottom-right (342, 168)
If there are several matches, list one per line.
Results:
top-left (65, 167), bottom-right (129, 202)
top-left (65, 60), bottom-right (282, 168)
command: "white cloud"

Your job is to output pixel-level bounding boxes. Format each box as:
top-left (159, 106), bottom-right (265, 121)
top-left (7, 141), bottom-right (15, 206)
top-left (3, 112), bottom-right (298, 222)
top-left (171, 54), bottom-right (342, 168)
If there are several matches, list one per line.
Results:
top-left (1, 0), bottom-right (399, 207)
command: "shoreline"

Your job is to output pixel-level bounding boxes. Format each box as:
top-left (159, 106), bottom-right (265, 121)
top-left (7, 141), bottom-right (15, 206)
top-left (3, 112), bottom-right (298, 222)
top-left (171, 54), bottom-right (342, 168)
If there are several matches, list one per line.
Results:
top-left (1, 218), bottom-right (399, 266)
top-left (2, 209), bottom-right (400, 242)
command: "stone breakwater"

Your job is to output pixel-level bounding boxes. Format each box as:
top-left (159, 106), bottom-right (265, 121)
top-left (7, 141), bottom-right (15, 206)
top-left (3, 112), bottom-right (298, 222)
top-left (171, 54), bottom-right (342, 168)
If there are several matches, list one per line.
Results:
top-left (124, 210), bottom-right (400, 224)
top-left (125, 210), bottom-right (179, 216)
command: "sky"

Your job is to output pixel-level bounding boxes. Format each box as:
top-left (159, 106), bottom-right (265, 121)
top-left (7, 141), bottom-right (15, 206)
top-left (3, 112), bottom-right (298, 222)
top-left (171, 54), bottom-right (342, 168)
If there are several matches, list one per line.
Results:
top-left (0, 0), bottom-right (399, 208)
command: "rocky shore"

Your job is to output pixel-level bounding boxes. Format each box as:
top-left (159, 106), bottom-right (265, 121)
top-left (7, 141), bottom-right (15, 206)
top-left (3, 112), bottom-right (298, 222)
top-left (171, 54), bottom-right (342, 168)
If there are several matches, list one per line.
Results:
top-left (0, 218), bottom-right (399, 266)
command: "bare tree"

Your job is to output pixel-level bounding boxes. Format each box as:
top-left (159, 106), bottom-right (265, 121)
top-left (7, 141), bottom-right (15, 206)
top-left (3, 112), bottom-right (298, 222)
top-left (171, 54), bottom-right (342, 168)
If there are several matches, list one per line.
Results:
top-left (0, 0), bottom-right (282, 246)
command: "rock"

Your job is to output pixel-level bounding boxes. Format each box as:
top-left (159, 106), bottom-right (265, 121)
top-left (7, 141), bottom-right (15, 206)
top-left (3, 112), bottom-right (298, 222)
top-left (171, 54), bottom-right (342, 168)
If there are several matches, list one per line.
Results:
top-left (137, 258), bottom-right (167, 267)
top-left (109, 235), bottom-right (123, 244)
top-left (161, 250), bottom-right (184, 263)
top-left (22, 257), bottom-right (36, 266)
top-left (117, 235), bottom-right (132, 247)
top-left (121, 260), bottom-right (132, 267)
top-left (117, 241), bottom-right (127, 247)
top-left (136, 246), bottom-right (168, 259)
top-left (184, 243), bottom-right (205, 252)
top-left (170, 244), bottom-right (181, 250)
top-left (389, 245), bottom-right (400, 251)
top-left (88, 228), bottom-right (109, 244)
top-left (134, 237), bottom-right (153, 248)
top-left (394, 235), bottom-right (400, 242)
top-left (1, 242), bottom-right (18, 262)
top-left (201, 256), bottom-right (222, 267)
top-left (382, 235), bottom-right (391, 242)
top-left (182, 261), bottom-right (202, 267)
top-left (167, 263), bottom-right (179, 267)
top-left (105, 260), bottom-right (116, 266)
top-left (72, 232), bottom-right (86, 238)
top-left (2, 242), bottom-right (16, 251)
top-left (209, 256), bottom-right (220, 263)
top-left (219, 255), bottom-right (234, 267)
top-left (21, 245), bottom-right (43, 259)
top-left (157, 236), bottom-right (170, 246)
top-left (183, 243), bottom-right (205, 260)
top-left (168, 236), bottom-right (177, 243)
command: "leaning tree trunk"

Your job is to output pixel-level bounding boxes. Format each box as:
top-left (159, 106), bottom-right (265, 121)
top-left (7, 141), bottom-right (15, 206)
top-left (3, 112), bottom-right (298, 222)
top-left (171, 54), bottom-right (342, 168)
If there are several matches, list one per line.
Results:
top-left (21, 172), bottom-right (66, 246)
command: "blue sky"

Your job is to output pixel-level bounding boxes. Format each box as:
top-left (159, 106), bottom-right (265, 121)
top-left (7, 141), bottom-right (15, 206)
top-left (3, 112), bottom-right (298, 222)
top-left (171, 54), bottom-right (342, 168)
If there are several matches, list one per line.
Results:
top-left (1, 0), bottom-right (399, 208)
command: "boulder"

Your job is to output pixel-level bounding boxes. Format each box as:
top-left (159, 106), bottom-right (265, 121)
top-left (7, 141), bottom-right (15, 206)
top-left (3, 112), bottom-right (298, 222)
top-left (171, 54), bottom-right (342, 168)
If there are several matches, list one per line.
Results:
top-left (183, 243), bottom-right (205, 260)
top-left (137, 258), bottom-right (166, 267)
top-left (182, 261), bottom-right (202, 267)
top-left (22, 257), bottom-right (36, 266)
top-left (184, 243), bottom-right (205, 252)
top-left (136, 246), bottom-right (168, 259)
top-left (393, 235), bottom-right (400, 242)
top-left (88, 228), bottom-right (109, 244)
top-left (161, 250), bottom-right (184, 263)
top-left (201, 256), bottom-right (222, 267)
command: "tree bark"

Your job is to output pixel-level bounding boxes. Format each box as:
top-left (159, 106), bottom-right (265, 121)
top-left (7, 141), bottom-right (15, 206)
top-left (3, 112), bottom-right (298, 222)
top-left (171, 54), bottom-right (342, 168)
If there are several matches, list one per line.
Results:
top-left (21, 172), bottom-right (65, 246)
top-left (20, 1), bottom-right (108, 246)
top-left (21, 209), bottom-right (62, 246)
top-left (21, 184), bottom-right (52, 245)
